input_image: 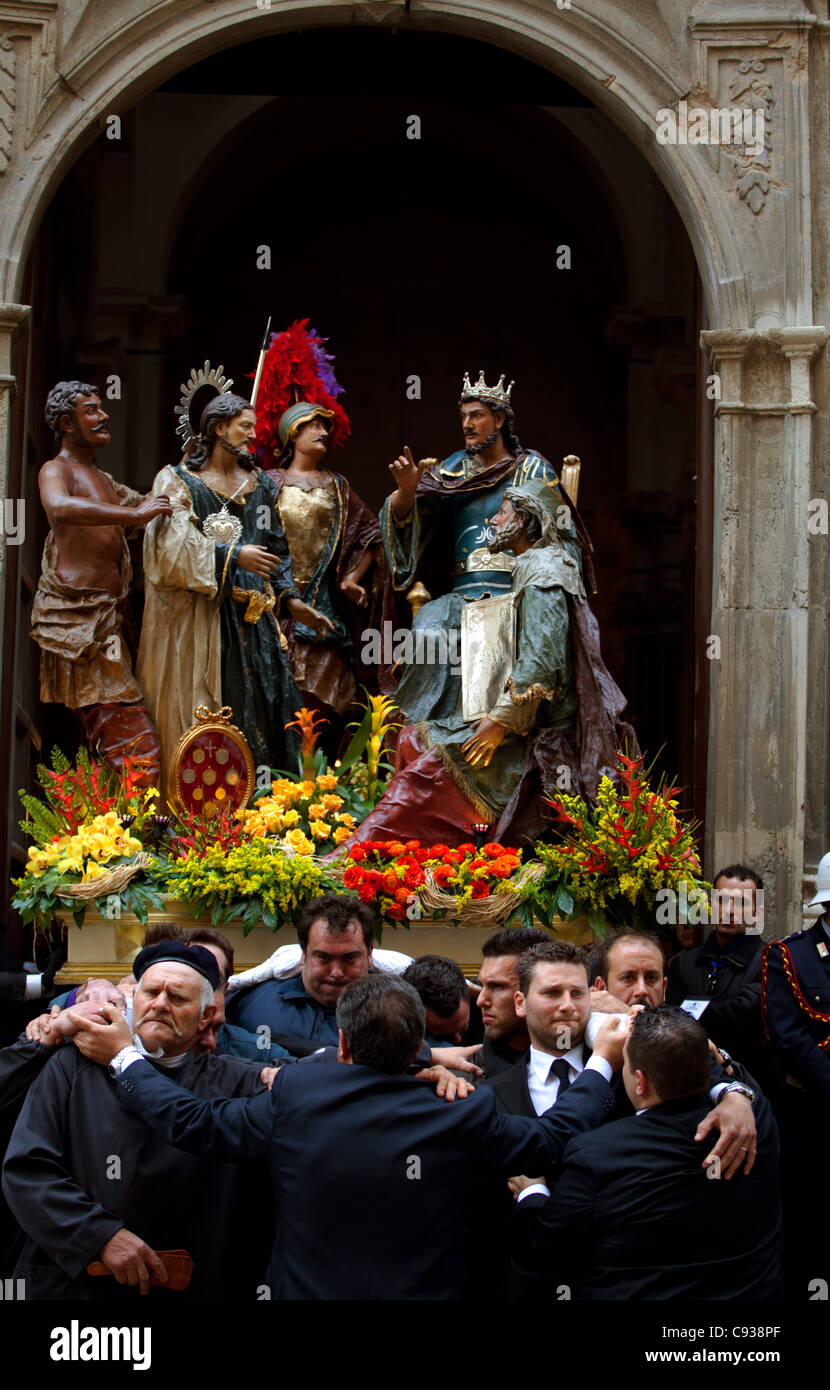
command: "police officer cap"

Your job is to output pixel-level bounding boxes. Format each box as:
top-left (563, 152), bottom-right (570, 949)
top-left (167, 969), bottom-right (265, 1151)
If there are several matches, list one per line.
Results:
top-left (133, 940), bottom-right (220, 991)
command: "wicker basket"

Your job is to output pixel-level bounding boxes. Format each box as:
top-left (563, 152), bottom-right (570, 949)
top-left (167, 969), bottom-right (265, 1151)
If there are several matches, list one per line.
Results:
top-left (56, 853), bottom-right (153, 901)
top-left (417, 860), bottom-right (546, 928)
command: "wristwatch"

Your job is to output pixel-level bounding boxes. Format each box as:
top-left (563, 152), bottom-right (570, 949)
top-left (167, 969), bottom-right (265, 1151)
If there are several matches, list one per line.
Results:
top-left (721, 1080), bottom-right (755, 1103)
top-left (108, 1045), bottom-right (139, 1079)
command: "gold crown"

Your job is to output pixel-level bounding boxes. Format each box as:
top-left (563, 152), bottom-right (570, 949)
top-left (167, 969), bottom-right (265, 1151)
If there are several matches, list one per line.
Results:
top-left (460, 369), bottom-right (514, 408)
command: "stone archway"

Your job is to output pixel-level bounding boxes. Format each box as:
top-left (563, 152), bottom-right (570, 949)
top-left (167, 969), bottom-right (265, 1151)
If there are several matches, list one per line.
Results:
top-left (0, 0), bottom-right (826, 929)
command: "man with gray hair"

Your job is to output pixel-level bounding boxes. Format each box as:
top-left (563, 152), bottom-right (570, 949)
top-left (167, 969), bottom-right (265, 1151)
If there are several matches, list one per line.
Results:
top-left (71, 971), bottom-right (627, 1299)
top-left (31, 380), bottom-right (172, 781)
top-left (2, 942), bottom-right (272, 1298)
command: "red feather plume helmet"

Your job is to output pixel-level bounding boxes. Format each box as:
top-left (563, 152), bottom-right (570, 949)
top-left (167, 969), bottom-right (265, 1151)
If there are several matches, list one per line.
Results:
top-left (252, 318), bottom-right (351, 461)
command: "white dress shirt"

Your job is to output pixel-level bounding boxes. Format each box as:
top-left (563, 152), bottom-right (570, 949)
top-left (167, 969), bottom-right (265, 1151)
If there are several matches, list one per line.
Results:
top-left (526, 1041), bottom-right (613, 1116)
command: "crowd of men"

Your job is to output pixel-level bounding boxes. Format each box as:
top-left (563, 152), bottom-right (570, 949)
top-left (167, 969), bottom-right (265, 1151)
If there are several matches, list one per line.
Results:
top-left (0, 857), bottom-right (828, 1301)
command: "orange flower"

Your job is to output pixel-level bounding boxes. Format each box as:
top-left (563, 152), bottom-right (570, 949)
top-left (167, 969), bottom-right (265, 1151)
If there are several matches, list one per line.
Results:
top-left (433, 864), bottom-right (455, 889)
top-left (386, 903), bottom-right (407, 921)
top-left (471, 881), bottom-right (491, 899)
top-left (394, 886), bottom-right (412, 907)
top-left (481, 843), bottom-right (506, 859)
top-left (381, 869), bottom-right (399, 894)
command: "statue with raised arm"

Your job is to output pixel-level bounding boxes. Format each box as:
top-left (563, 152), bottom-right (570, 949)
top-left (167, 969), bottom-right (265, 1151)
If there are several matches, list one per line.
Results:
top-left (353, 478), bottom-right (637, 849)
top-left (30, 381), bottom-right (172, 784)
top-left (380, 370), bottom-right (594, 726)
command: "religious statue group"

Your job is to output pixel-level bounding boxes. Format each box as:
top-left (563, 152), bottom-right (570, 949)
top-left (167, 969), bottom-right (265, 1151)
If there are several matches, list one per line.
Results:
top-left (30, 322), bottom-right (635, 847)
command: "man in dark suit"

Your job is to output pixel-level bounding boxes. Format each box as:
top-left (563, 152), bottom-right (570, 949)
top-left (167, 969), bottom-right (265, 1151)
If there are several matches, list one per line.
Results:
top-left (471, 926), bottom-right (552, 1078)
top-left (513, 1005), bottom-right (783, 1300)
top-left (667, 864), bottom-right (765, 1067)
top-left (762, 865), bottom-right (830, 1292)
top-left (70, 973), bottom-right (623, 1300)
top-left (487, 939), bottom-right (758, 1171)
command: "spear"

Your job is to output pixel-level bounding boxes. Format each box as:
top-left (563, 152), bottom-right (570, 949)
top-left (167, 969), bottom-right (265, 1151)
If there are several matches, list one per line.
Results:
top-left (250, 316), bottom-right (272, 407)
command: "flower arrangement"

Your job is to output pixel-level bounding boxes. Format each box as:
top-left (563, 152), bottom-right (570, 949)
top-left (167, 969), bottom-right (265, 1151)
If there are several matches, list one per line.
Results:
top-left (243, 772), bottom-right (357, 854)
top-left (156, 837), bottom-right (327, 934)
top-left (525, 752), bottom-right (709, 938)
top-left (12, 749), bottom-right (163, 929)
top-left (339, 839), bottom-right (524, 938)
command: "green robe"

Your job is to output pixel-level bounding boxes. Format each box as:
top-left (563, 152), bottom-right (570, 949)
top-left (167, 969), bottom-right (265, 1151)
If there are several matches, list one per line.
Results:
top-left (380, 448), bottom-right (579, 725)
top-left (417, 544), bottom-right (582, 819)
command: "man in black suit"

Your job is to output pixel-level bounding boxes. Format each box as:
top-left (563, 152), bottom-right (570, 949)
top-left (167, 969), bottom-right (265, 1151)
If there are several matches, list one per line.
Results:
top-left (513, 1005), bottom-right (783, 1300)
top-left (762, 861), bottom-right (830, 1292)
top-left (487, 940), bottom-right (758, 1172)
top-left (70, 973), bottom-right (623, 1300)
top-left (471, 926), bottom-right (552, 1078)
top-left (667, 864), bottom-right (764, 1066)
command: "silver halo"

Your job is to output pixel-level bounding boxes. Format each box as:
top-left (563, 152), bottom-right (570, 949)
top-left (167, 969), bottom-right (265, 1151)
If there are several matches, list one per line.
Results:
top-left (174, 360), bottom-right (234, 447)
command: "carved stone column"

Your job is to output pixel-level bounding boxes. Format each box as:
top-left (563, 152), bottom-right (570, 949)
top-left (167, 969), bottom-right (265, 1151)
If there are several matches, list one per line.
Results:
top-left (701, 325), bottom-right (826, 932)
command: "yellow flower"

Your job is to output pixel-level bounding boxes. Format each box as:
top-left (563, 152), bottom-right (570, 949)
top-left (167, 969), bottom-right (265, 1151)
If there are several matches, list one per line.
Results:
top-left (334, 812), bottom-right (356, 828)
top-left (281, 809), bottom-right (300, 828)
top-left (307, 802), bottom-right (327, 820)
top-left (320, 794), bottom-right (343, 814)
top-left (56, 851), bottom-right (84, 875)
top-left (82, 862), bottom-right (108, 882)
top-left (333, 826), bottom-right (351, 846)
top-left (298, 780), bottom-right (316, 799)
top-left (284, 828), bottom-right (314, 856)
top-left (309, 819), bottom-right (331, 841)
top-left (316, 773), bottom-right (339, 791)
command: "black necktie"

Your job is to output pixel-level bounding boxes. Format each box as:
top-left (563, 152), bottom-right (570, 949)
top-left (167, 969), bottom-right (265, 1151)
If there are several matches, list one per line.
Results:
top-left (548, 1057), bottom-right (572, 1095)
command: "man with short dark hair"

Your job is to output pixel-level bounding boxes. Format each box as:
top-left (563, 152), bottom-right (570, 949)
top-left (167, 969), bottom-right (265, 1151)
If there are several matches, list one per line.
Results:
top-left (472, 927), bottom-right (552, 1078)
top-left (71, 973), bottom-right (626, 1300)
top-left (487, 942), bottom-right (604, 1118)
top-left (402, 955), bottom-right (474, 1046)
top-left (227, 894), bottom-right (375, 1049)
top-left (666, 864), bottom-right (764, 1064)
top-left (512, 1006), bottom-right (783, 1300)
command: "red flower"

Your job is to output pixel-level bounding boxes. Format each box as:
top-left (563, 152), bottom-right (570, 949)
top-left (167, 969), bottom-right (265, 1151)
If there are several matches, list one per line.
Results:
top-left (469, 858), bottom-right (489, 873)
top-left (394, 886), bottom-right (412, 907)
top-left (386, 903), bottom-right (407, 921)
top-left (381, 870), bottom-right (399, 894)
top-left (444, 849), bottom-right (464, 864)
top-left (343, 866), bottom-right (363, 890)
top-left (471, 881), bottom-right (491, 899)
top-left (433, 865), bottom-right (455, 889)
top-left (403, 865), bottom-right (425, 890)
top-left (358, 883), bottom-right (377, 903)
top-left (349, 845), bottom-right (367, 862)
top-left (481, 843), bottom-right (506, 858)
top-left (427, 844), bottom-right (451, 859)
top-left (457, 842), bottom-right (476, 854)
top-left (404, 840), bottom-right (421, 853)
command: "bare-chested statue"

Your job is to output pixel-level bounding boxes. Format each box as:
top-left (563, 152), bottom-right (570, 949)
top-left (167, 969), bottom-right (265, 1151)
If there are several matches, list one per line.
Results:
top-left (30, 381), bottom-right (173, 784)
